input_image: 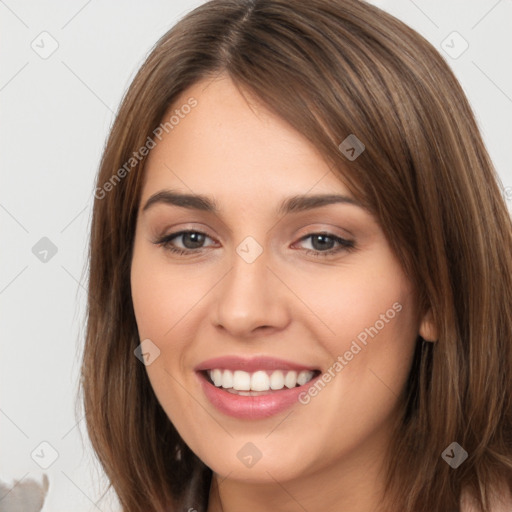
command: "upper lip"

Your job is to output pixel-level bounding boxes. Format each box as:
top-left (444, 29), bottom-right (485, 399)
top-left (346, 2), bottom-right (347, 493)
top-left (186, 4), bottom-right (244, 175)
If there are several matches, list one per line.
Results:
top-left (195, 356), bottom-right (319, 373)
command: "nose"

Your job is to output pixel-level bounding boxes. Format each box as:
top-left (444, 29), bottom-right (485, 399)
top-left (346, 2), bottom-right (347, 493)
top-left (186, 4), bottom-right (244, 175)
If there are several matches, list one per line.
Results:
top-left (212, 244), bottom-right (291, 338)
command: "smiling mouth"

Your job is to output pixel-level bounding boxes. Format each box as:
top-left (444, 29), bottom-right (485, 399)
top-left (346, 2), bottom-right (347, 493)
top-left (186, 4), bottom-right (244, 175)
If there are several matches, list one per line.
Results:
top-left (201, 368), bottom-right (322, 396)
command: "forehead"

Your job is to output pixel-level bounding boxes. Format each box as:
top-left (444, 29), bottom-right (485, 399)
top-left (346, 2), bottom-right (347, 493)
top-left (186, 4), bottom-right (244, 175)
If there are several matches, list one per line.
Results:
top-left (141, 75), bottom-right (353, 203)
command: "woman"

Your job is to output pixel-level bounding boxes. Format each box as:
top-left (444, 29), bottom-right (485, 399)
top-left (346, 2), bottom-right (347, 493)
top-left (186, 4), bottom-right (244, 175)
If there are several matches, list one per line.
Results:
top-left (81, 0), bottom-right (512, 511)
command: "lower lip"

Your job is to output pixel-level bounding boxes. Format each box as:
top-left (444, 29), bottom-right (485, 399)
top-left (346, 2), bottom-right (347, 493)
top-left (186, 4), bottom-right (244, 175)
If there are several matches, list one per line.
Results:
top-left (196, 371), bottom-right (320, 419)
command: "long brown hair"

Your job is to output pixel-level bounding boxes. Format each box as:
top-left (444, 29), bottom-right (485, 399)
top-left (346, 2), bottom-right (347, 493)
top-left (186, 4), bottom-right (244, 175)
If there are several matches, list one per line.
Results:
top-left (81, 1), bottom-right (512, 510)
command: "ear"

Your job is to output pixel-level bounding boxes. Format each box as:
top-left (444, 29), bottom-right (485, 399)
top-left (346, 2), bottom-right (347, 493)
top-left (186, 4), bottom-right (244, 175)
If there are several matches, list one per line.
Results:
top-left (419, 308), bottom-right (438, 342)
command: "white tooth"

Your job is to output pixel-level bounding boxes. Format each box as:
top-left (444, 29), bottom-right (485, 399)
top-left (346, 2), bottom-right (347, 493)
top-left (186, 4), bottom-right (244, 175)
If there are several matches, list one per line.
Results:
top-left (297, 370), bottom-right (314, 386)
top-left (212, 368), bottom-right (311, 391)
top-left (233, 370), bottom-right (251, 391)
top-left (269, 370), bottom-right (285, 390)
top-left (251, 371), bottom-right (270, 391)
top-left (211, 369), bottom-right (223, 387)
top-left (221, 369), bottom-right (233, 388)
top-left (284, 370), bottom-right (298, 388)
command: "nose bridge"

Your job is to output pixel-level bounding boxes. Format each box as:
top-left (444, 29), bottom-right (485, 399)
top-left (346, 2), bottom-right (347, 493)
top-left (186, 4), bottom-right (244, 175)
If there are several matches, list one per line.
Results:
top-left (213, 235), bottom-right (289, 336)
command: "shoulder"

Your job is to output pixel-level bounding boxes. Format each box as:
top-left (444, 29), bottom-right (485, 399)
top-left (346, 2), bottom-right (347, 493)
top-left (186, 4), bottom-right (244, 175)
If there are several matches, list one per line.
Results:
top-left (461, 483), bottom-right (512, 512)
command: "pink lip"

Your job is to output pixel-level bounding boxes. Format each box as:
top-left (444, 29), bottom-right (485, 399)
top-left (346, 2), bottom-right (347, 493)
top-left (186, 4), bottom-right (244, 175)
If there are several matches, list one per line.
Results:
top-left (194, 356), bottom-right (321, 420)
top-left (194, 355), bottom-right (318, 373)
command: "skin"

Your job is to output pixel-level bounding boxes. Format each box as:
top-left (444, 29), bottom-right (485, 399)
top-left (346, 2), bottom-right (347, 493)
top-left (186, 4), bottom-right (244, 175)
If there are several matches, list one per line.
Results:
top-left (130, 74), bottom-right (437, 512)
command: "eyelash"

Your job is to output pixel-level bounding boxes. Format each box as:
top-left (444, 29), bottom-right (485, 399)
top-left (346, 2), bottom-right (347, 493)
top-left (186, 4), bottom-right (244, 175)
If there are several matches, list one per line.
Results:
top-left (153, 230), bottom-right (356, 258)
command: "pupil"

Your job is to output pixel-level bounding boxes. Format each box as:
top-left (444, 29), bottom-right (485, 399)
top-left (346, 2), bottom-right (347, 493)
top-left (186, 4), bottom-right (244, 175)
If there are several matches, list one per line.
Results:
top-left (312, 234), bottom-right (334, 251)
top-left (183, 232), bottom-right (205, 249)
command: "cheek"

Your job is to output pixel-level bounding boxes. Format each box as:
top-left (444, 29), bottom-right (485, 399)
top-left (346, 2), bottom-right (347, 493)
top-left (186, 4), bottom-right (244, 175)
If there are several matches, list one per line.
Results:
top-left (284, 256), bottom-right (417, 352)
top-left (130, 243), bottom-right (212, 342)
top-left (283, 267), bottom-right (418, 471)
top-left (130, 244), bottom-right (195, 408)
top-left (289, 255), bottom-right (418, 408)
top-left (130, 245), bottom-right (205, 429)
top-left (130, 243), bottom-right (217, 407)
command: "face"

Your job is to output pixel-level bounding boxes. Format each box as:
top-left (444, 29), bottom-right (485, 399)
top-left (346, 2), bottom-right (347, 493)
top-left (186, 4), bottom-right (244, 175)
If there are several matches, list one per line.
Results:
top-left (130, 74), bottom-right (429, 487)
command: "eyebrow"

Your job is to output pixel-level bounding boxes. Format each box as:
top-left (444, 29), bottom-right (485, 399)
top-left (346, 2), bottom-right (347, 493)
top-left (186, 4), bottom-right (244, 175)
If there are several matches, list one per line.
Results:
top-left (142, 189), bottom-right (363, 215)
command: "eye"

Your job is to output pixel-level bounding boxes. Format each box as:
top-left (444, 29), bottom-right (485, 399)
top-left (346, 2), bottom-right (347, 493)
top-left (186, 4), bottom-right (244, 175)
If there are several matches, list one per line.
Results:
top-left (295, 232), bottom-right (355, 257)
top-left (154, 230), bottom-right (216, 255)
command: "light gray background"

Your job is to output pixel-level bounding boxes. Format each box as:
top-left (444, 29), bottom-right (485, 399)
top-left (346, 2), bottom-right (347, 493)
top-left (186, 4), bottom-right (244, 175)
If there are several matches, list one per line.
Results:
top-left (1, 1), bottom-right (511, 511)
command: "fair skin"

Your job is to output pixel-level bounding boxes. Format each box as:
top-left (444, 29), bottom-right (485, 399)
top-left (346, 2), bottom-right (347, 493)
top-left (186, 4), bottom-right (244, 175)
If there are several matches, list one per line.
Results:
top-left (130, 74), bottom-right (436, 512)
